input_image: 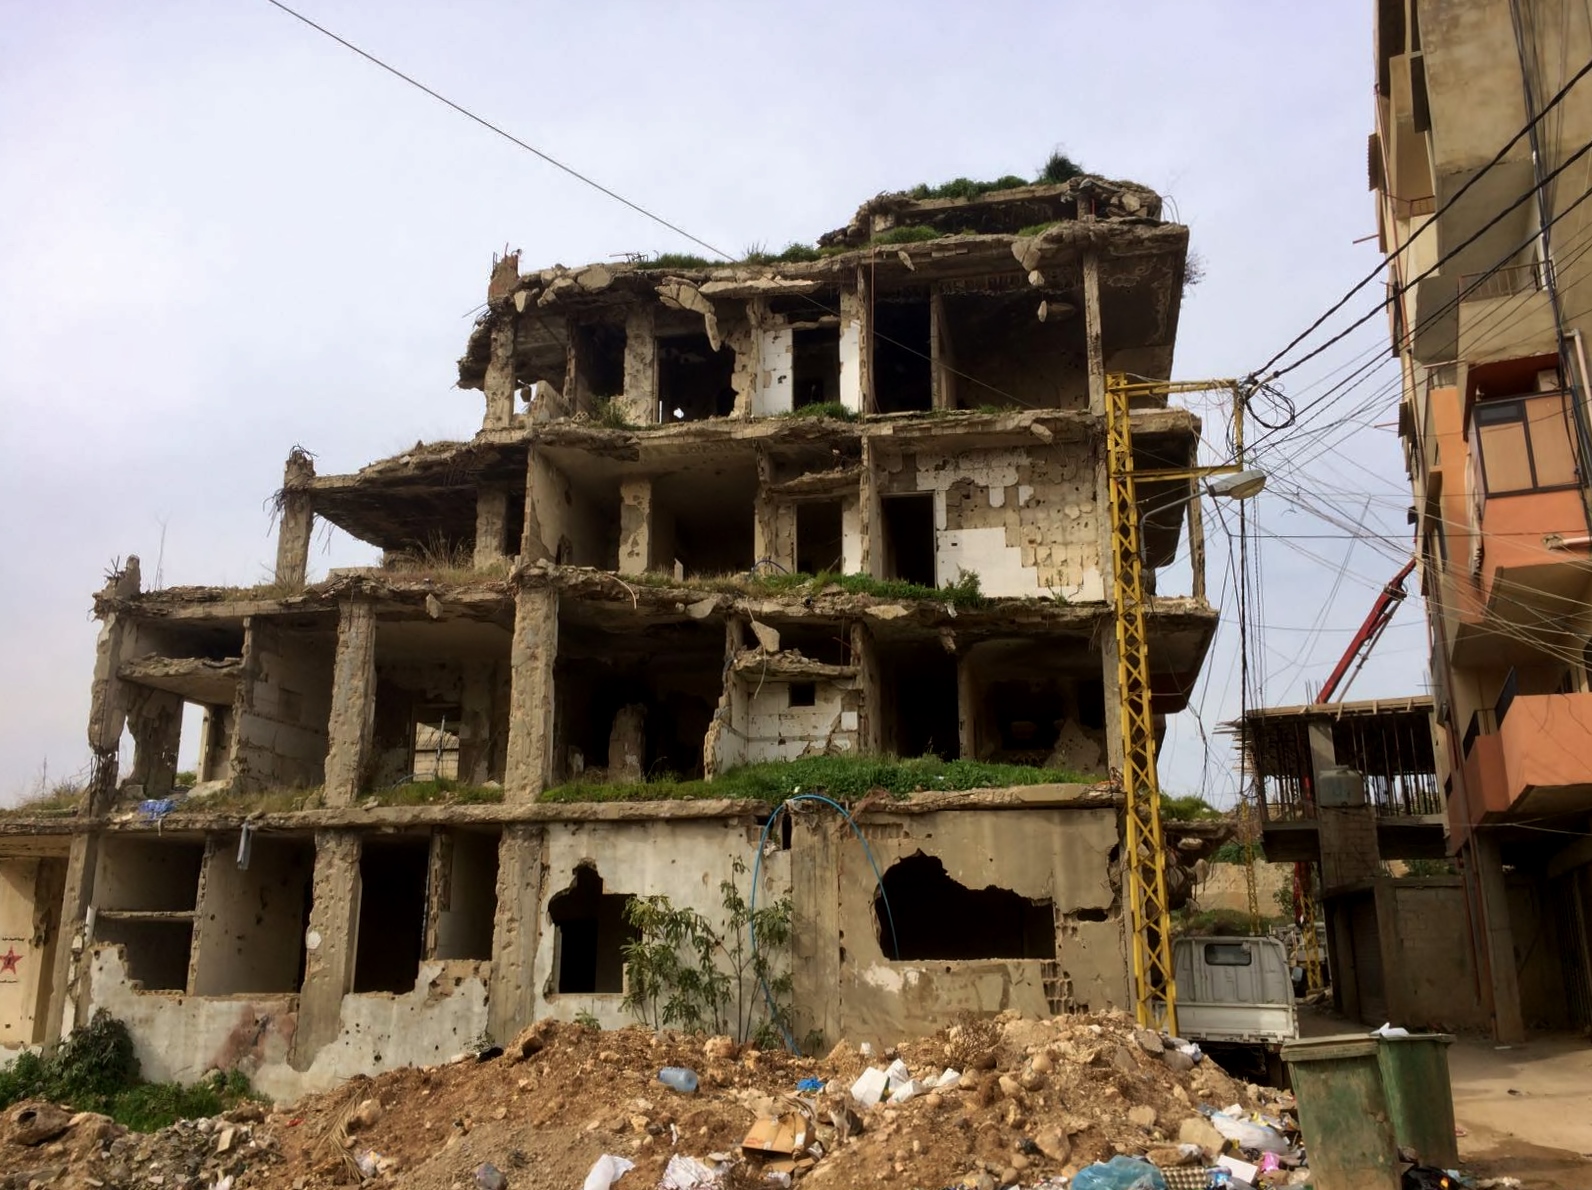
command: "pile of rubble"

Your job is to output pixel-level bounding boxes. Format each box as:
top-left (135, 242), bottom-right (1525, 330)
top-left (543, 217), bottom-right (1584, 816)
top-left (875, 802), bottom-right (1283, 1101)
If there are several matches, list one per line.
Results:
top-left (2, 1010), bottom-right (1309, 1189)
top-left (0, 1098), bottom-right (281, 1189)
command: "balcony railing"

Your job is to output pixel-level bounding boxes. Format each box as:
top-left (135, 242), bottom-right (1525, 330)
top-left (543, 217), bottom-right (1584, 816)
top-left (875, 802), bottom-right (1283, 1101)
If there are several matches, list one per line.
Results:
top-left (1459, 261), bottom-right (1546, 302)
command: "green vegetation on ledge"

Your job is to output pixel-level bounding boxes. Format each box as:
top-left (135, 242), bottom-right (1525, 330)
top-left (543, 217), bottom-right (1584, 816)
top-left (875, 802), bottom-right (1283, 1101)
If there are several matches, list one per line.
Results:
top-left (625, 567), bottom-right (987, 609)
top-left (368, 778), bottom-right (505, 807)
top-left (779, 401), bottom-right (857, 422)
top-left (541, 754), bottom-right (1092, 804)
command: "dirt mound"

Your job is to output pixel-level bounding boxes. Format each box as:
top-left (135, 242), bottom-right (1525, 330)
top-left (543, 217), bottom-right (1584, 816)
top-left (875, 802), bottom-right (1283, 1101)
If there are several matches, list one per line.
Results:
top-left (0, 1010), bottom-right (1280, 1189)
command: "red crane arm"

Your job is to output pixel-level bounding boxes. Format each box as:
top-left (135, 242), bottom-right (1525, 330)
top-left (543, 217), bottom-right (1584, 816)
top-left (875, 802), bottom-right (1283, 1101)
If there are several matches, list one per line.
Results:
top-left (1316, 557), bottom-right (1418, 704)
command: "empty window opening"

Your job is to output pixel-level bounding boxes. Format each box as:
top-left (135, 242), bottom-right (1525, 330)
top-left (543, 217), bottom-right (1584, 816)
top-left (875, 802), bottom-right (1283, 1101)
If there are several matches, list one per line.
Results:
top-left (873, 301), bottom-right (932, 413)
top-left (413, 706), bottom-right (462, 781)
top-left (92, 839), bottom-right (205, 993)
top-left (788, 682), bottom-right (817, 708)
top-left (973, 668), bottom-right (1107, 771)
top-left (96, 918), bottom-right (194, 992)
top-left (875, 853), bottom-right (1055, 960)
top-left (353, 837), bottom-right (430, 994)
top-left (879, 645), bottom-right (959, 760)
top-left (575, 321), bottom-right (627, 401)
top-left (942, 291), bottom-right (1088, 410)
top-left (192, 835), bottom-right (314, 996)
top-left (432, 830), bottom-right (500, 962)
top-left (882, 494), bottom-right (936, 587)
top-left (773, 622), bottom-right (851, 667)
top-left (795, 500), bottom-right (844, 576)
top-left (651, 470), bottom-right (758, 577)
top-left (659, 332), bottom-right (736, 421)
top-left (548, 864), bottom-right (636, 994)
top-left (793, 326), bottom-right (841, 409)
top-left (555, 620), bottom-right (723, 783)
top-left (504, 490), bottom-right (527, 558)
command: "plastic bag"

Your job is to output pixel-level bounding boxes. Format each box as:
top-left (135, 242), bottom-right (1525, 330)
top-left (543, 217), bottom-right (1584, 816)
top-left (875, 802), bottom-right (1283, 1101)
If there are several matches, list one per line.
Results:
top-left (1071, 1155), bottom-right (1169, 1190)
top-left (1209, 1111), bottom-right (1290, 1154)
top-left (581, 1154), bottom-right (635, 1190)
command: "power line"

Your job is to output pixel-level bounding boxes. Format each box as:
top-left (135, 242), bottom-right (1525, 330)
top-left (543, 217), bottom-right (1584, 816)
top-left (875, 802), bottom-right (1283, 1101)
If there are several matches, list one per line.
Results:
top-left (1249, 51), bottom-right (1592, 380)
top-left (261, 0), bottom-right (732, 262)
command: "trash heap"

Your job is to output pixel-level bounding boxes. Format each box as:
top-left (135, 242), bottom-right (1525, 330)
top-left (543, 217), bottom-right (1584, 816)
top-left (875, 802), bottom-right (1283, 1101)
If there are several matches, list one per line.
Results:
top-left (0, 1010), bottom-right (1321, 1189)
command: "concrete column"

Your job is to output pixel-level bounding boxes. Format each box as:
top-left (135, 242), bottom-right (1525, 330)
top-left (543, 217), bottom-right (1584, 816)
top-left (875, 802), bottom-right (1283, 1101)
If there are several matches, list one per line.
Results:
top-left (459, 663), bottom-right (495, 785)
top-left (854, 267), bottom-right (875, 413)
top-left (956, 653), bottom-right (979, 761)
top-left (1187, 482), bottom-right (1206, 602)
top-left (618, 478), bottom-right (654, 576)
top-left (474, 485), bottom-right (510, 570)
top-left (323, 598), bottom-right (377, 806)
top-left (1473, 832), bottom-right (1526, 1042)
top-left (859, 438), bottom-right (883, 579)
top-left (488, 824), bottom-right (545, 1043)
top-left (753, 449), bottom-right (777, 568)
top-left (1082, 249), bottom-right (1105, 417)
top-left (505, 587), bottom-right (558, 802)
top-left (850, 624), bottom-right (883, 755)
top-left (127, 687), bottom-right (183, 797)
top-left (484, 314), bottom-right (517, 429)
top-left (1326, 898), bottom-right (1362, 1022)
top-left (85, 558), bottom-right (141, 814)
top-left (624, 306), bottom-right (657, 423)
top-left (196, 707), bottom-right (230, 783)
top-left (788, 812), bottom-right (842, 1048)
top-left (1099, 634), bottom-right (1125, 775)
top-left (274, 451), bottom-right (316, 588)
top-left (292, 830), bottom-right (361, 1069)
top-left (44, 833), bottom-right (98, 1046)
top-left (930, 288), bottom-right (955, 411)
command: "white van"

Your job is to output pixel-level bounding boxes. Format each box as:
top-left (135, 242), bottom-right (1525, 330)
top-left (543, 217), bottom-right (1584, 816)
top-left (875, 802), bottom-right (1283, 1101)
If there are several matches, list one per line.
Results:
top-left (1173, 935), bottom-right (1298, 1080)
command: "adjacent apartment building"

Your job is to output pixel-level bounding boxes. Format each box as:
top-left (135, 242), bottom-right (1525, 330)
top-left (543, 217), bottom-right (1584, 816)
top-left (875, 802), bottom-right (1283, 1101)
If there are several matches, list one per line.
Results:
top-left (0, 175), bottom-right (1222, 1097)
top-left (1375, 0), bottom-right (1592, 1038)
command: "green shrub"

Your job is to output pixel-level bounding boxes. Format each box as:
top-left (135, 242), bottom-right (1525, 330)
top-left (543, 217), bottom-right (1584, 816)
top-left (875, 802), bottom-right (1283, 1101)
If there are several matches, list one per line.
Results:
top-left (1038, 151), bottom-right (1084, 183)
top-left (0, 1012), bottom-right (260, 1131)
top-left (642, 252), bottom-right (716, 269)
top-left (780, 401), bottom-right (857, 422)
top-left (872, 225), bottom-right (945, 245)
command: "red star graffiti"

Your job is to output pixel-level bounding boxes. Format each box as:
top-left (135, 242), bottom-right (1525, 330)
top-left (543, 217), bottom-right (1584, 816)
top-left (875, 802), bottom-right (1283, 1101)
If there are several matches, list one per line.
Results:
top-left (0, 947), bottom-right (20, 976)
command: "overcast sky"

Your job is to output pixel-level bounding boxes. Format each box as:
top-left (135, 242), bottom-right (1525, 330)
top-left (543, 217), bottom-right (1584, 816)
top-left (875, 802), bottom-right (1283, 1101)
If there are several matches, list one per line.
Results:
top-left (0, 1), bottom-right (1422, 805)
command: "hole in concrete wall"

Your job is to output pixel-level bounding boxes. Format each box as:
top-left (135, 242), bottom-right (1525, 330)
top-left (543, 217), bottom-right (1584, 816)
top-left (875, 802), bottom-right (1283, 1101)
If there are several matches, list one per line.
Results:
top-left (788, 682), bottom-right (817, 708)
top-left (433, 829), bottom-right (499, 961)
top-left (556, 618), bottom-right (723, 782)
top-left (795, 500), bottom-right (844, 576)
top-left (874, 300), bottom-right (932, 413)
top-left (576, 321), bottom-right (627, 399)
top-left (96, 918), bottom-right (194, 991)
top-left (193, 835), bottom-right (314, 996)
top-left (659, 332), bottom-right (735, 421)
top-left (793, 326), bottom-right (841, 409)
top-left (878, 642), bottom-right (959, 759)
top-left (504, 489), bottom-right (527, 558)
top-left (412, 706), bottom-right (463, 781)
top-left (548, 863), bottom-right (636, 994)
top-left (881, 494), bottom-right (936, 587)
top-left (353, 837), bottom-right (430, 994)
top-left (875, 853), bottom-right (1055, 960)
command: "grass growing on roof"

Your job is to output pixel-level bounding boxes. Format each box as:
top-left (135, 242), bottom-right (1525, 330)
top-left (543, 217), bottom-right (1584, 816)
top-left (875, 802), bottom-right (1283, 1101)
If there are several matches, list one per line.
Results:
top-left (641, 252), bottom-right (718, 269)
top-left (907, 175), bottom-right (1031, 201)
top-left (541, 754), bottom-right (1093, 804)
top-left (779, 401), bottom-right (857, 422)
top-left (871, 225), bottom-right (946, 245)
top-left (1160, 792), bottom-right (1224, 821)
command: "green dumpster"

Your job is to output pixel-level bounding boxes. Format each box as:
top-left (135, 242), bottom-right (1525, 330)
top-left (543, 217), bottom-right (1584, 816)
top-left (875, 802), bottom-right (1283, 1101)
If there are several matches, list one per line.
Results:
top-left (1282, 1034), bottom-right (1400, 1190)
top-left (1377, 1033), bottom-right (1459, 1168)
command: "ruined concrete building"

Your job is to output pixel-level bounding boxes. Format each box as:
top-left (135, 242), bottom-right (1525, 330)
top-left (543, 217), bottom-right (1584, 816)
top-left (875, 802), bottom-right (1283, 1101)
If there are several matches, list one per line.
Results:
top-left (0, 176), bottom-right (1218, 1097)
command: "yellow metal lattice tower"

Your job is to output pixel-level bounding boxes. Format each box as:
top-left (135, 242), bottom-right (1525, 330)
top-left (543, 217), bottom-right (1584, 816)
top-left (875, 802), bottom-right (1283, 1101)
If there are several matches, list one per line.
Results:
top-left (1104, 372), bottom-right (1249, 1034)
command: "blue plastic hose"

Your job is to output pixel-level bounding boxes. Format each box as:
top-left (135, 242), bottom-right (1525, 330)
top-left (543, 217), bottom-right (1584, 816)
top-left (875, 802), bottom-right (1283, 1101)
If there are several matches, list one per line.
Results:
top-left (749, 792), bottom-right (902, 1054)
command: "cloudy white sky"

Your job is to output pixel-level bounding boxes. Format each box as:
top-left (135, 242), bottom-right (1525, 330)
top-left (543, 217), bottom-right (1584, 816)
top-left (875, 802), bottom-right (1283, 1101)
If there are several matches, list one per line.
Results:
top-left (0, 1), bottom-right (1423, 805)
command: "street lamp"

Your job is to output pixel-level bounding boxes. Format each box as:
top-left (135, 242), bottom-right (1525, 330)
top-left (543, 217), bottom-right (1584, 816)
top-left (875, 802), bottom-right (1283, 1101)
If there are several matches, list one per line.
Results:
top-left (1206, 469), bottom-right (1268, 501)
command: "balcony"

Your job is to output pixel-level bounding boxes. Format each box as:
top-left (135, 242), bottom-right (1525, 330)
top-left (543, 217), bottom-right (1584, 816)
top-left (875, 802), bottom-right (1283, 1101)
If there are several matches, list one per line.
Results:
top-left (1460, 679), bottom-right (1592, 820)
top-left (1457, 263), bottom-right (1559, 367)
